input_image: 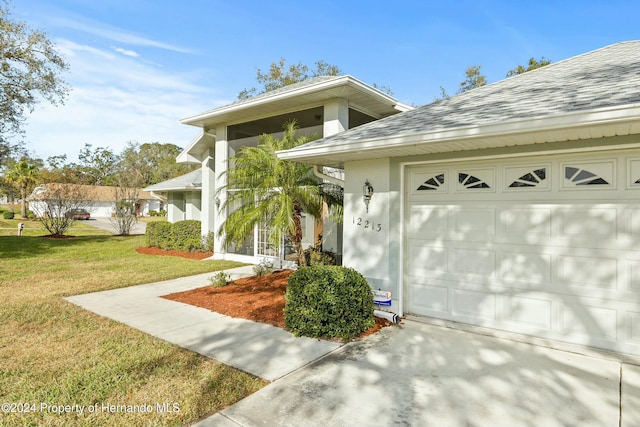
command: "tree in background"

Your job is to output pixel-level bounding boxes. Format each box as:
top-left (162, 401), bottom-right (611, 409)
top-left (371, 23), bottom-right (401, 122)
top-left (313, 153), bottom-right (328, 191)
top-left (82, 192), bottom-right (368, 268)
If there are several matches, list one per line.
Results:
top-left (506, 57), bottom-right (551, 77)
top-left (118, 141), bottom-right (195, 187)
top-left (33, 142), bottom-right (193, 187)
top-left (457, 65), bottom-right (487, 94)
top-left (40, 154), bottom-right (81, 183)
top-left (435, 57), bottom-right (552, 100)
top-left (29, 183), bottom-right (93, 236)
top-left (109, 170), bottom-right (142, 236)
top-left (77, 143), bottom-right (118, 185)
top-left (0, 0), bottom-right (69, 165)
top-left (219, 121), bottom-right (342, 267)
top-left (4, 159), bottom-right (39, 217)
top-left (238, 58), bottom-right (342, 100)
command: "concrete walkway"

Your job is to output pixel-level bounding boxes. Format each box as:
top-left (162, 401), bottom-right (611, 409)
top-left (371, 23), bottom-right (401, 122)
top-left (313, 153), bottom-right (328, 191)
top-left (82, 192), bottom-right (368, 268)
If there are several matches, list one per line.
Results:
top-left (65, 266), bottom-right (341, 381)
top-left (66, 268), bottom-right (640, 427)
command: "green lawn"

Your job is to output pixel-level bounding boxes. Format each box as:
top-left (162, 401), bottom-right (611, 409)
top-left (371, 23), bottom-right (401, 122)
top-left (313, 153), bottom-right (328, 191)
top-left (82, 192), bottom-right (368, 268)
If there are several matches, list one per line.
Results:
top-left (0, 216), bottom-right (109, 237)
top-left (0, 229), bottom-right (264, 427)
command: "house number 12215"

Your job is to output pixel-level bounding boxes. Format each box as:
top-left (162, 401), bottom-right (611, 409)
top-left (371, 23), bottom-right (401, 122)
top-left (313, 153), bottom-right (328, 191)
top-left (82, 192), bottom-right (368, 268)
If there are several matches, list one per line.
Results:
top-left (353, 217), bottom-right (382, 232)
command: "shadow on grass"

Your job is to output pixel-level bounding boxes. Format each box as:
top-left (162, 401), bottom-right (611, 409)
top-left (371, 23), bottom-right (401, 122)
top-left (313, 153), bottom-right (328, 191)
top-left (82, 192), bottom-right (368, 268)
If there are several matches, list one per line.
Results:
top-left (0, 235), bottom-right (117, 259)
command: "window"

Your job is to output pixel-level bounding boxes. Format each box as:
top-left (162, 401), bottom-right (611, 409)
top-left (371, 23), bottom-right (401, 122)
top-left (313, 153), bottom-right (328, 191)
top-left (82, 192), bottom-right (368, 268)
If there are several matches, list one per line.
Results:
top-left (257, 221), bottom-right (280, 258)
top-left (565, 166), bottom-right (608, 185)
top-left (417, 173), bottom-right (445, 191)
top-left (458, 173), bottom-right (490, 189)
top-left (509, 168), bottom-right (547, 188)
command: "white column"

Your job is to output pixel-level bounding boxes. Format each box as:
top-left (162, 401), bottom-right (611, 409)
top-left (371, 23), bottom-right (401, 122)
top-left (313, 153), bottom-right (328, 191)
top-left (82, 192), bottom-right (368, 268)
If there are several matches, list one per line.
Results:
top-left (322, 99), bottom-right (349, 256)
top-left (323, 98), bottom-right (349, 136)
top-left (200, 148), bottom-right (216, 235)
top-left (213, 125), bottom-right (229, 257)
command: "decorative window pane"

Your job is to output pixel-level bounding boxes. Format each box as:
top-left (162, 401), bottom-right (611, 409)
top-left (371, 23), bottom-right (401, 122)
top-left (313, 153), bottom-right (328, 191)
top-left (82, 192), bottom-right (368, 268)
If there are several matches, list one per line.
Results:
top-left (459, 173), bottom-right (490, 189)
top-left (417, 173), bottom-right (445, 191)
top-left (565, 166), bottom-right (609, 186)
top-left (509, 168), bottom-right (546, 188)
top-left (257, 221), bottom-right (280, 257)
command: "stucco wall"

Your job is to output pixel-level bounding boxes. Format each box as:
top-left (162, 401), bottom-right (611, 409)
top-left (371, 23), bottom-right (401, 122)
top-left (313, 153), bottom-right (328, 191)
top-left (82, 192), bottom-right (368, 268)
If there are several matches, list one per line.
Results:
top-left (167, 193), bottom-right (184, 223)
top-left (343, 158), bottom-right (401, 312)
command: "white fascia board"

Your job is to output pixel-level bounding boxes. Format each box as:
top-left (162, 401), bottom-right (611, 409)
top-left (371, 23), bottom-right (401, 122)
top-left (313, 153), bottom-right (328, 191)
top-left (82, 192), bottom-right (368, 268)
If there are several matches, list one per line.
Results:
top-left (144, 185), bottom-right (201, 192)
top-left (180, 75), bottom-right (407, 126)
top-left (277, 104), bottom-right (640, 162)
top-left (176, 132), bottom-right (215, 163)
top-left (176, 151), bottom-right (202, 164)
top-left (393, 102), bottom-right (413, 112)
top-left (342, 76), bottom-right (410, 109)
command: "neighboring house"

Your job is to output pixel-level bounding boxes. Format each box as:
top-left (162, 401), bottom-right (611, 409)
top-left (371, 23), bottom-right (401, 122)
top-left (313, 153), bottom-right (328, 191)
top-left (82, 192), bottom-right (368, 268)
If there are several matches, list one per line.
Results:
top-left (278, 41), bottom-right (640, 357)
top-left (174, 75), bottom-right (411, 267)
top-left (144, 169), bottom-right (202, 223)
top-left (29, 184), bottom-right (161, 217)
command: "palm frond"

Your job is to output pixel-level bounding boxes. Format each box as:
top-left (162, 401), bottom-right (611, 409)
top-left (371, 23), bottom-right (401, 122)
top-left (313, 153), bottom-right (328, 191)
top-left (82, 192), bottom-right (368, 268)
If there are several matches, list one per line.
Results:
top-left (218, 119), bottom-right (343, 264)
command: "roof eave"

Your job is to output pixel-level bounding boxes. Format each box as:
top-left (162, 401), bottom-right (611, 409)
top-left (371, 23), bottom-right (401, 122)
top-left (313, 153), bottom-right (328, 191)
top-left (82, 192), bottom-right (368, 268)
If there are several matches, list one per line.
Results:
top-left (177, 132), bottom-right (215, 163)
top-left (143, 185), bottom-right (202, 192)
top-left (180, 75), bottom-right (408, 128)
top-left (277, 104), bottom-right (640, 167)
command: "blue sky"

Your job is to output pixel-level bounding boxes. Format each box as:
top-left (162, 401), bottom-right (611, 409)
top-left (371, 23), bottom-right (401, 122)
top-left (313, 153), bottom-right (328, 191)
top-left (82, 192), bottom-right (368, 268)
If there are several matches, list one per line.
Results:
top-left (12, 0), bottom-right (640, 162)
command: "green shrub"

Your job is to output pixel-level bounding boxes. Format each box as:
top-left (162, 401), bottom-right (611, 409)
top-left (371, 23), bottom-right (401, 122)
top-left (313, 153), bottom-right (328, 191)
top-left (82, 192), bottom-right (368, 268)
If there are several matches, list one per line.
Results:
top-left (172, 220), bottom-right (202, 252)
top-left (253, 259), bottom-right (274, 277)
top-left (145, 220), bottom-right (205, 252)
top-left (148, 210), bottom-right (158, 217)
top-left (210, 271), bottom-right (231, 288)
top-left (284, 265), bottom-right (374, 341)
top-left (145, 221), bottom-right (174, 249)
top-left (158, 209), bottom-right (167, 217)
top-left (304, 242), bottom-right (337, 266)
top-left (3, 210), bottom-right (15, 219)
top-left (202, 231), bottom-right (215, 252)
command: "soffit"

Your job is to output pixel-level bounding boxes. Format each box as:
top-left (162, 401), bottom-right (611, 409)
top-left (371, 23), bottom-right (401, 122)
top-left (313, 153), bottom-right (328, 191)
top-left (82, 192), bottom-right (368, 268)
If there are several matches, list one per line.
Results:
top-left (180, 76), bottom-right (407, 130)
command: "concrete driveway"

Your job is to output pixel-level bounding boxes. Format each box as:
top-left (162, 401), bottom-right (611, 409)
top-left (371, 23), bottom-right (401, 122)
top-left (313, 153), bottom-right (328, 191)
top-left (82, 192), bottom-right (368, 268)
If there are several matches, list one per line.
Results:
top-left (201, 320), bottom-right (640, 427)
top-left (65, 268), bottom-right (640, 427)
top-left (85, 217), bottom-right (146, 235)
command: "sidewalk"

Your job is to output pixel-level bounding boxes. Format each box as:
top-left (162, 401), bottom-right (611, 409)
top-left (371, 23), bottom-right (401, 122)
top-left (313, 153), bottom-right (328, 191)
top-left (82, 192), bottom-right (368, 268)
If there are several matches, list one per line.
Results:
top-left (64, 266), bottom-right (341, 381)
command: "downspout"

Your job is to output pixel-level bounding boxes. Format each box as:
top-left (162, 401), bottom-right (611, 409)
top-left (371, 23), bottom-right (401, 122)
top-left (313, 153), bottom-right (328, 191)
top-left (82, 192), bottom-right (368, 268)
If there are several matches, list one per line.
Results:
top-left (374, 310), bottom-right (400, 323)
top-left (313, 165), bottom-right (344, 186)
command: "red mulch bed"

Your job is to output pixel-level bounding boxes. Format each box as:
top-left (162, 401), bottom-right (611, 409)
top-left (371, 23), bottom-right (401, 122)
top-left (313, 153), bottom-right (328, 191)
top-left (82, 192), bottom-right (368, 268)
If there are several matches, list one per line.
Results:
top-left (163, 269), bottom-right (393, 339)
top-left (136, 246), bottom-right (213, 260)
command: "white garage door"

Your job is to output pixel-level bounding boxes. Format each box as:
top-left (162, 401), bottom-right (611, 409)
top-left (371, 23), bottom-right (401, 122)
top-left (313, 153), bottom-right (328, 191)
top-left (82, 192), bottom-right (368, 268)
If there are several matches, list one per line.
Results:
top-left (405, 150), bottom-right (640, 355)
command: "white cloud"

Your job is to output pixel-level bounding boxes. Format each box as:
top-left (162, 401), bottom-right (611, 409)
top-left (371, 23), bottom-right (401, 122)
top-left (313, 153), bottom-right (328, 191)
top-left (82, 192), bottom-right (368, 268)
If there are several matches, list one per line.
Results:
top-left (113, 47), bottom-right (140, 58)
top-left (22, 39), bottom-right (229, 162)
top-left (51, 16), bottom-right (196, 54)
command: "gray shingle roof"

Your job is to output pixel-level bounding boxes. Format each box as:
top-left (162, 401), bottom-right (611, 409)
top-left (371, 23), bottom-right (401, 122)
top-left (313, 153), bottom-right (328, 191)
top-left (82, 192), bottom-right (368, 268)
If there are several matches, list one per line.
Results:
top-left (143, 169), bottom-right (202, 192)
top-left (292, 41), bottom-right (640, 152)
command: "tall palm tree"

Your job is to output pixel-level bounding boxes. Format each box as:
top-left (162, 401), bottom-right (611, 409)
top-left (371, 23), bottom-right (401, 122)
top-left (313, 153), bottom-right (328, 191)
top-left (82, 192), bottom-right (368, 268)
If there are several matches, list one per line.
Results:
top-left (5, 160), bottom-right (40, 218)
top-left (219, 120), bottom-right (342, 266)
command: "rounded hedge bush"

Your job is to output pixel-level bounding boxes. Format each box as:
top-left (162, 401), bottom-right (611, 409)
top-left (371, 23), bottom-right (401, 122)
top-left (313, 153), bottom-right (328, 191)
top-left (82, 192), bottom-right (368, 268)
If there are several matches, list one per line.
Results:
top-left (145, 220), bottom-right (206, 252)
top-left (284, 265), bottom-right (374, 341)
top-left (172, 220), bottom-right (203, 252)
top-left (145, 221), bottom-right (174, 249)
top-left (3, 210), bottom-right (15, 219)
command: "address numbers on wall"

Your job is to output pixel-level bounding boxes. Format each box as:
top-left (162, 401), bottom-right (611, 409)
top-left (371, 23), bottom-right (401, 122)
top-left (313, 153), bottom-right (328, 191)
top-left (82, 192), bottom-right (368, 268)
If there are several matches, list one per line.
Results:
top-left (352, 217), bottom-right (382, 232)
